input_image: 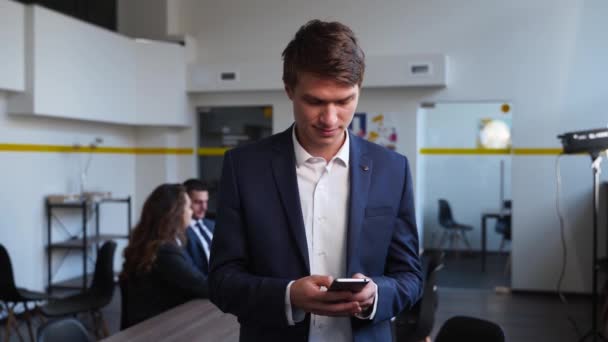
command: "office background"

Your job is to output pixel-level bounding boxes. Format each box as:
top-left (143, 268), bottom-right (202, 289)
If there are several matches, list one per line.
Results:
top-left (0, 0), bottom-right (607, 297)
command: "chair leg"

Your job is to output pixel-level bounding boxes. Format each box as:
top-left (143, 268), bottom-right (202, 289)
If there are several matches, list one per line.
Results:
top-left (450, 231), bottom-right (461, 258)
top-left (437, 231), bottom-right (448, 249)
top-left (90, 310), bottom-right (109, 339)
top-left (429, 230), bottom-right (437, 248)
top-left (4, 311), bottom-right (10, 342)
top-left (100, 312), bottom-right (110, 338)
top-left (5, 305), bottom-right (25, 342)
top-left (90, 312), bottom-right (99, 339)
top-left (22, 302), bottom-right (35, 342)
top-left (448, 231), bottom-right (454, 250)
top-left (504, 253), bottom-right (512, 277)
top-left (461, 231), bottom-right (472, 251)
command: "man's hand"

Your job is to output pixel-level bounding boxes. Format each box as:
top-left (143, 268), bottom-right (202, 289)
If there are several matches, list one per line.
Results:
top-left (350, 273), bottom-right (377, 314)
top-left (290, 275), bottom-right (361, 316)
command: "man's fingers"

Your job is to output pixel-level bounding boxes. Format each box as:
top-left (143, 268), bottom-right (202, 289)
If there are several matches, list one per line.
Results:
top-left (310, 301), bottom-right (361, 316)
top-left (351, 287), bottom-right (373, 302)
top-left (308, 275), bottom-right (334, 287)
top-left (315, 290), bottom-right (353, 303)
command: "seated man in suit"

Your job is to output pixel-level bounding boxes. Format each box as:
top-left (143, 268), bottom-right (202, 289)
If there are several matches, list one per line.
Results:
top-left (183, 179), bottom-right (215, 292)
top-left (209, 19), bottom-right (422, 342)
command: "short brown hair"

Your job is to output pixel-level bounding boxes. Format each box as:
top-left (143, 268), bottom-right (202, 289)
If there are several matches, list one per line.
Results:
top-left (282, 19), bottom-right (365, 89)
top-left (183, 178), bottom-right (209, 195)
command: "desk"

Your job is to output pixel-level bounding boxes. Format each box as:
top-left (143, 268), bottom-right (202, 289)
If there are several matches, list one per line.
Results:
top-left (103, 300), bottom-right (239, 342)
top-left (481, 209), bottom-right (511, 272)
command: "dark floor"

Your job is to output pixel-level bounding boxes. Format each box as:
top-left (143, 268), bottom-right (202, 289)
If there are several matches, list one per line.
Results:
top-left (433, 288), bottom-right (591, 342)
top-left (2, 252), bottom-right (595, 341)
top-left (432, 251), bottom-right (511, 289)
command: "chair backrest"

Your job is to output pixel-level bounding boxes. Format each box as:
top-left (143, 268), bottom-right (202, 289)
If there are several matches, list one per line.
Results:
top-left (37, 318), bottom-right (93, 342)
top-left (435, 316), bottom-right (505, 342)
top-left (494, 216), bottom-right (512, 240)
top-left (438, 199), bottom-right (455, 227)
top-left (0, 244), bottom-right (22, 301)
top-left (392, 251), bottom-right (444, 342)
top-left (89, 241), bottom-right (117, 300)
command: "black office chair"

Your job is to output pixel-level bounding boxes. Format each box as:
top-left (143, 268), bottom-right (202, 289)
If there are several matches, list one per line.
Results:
top-left (0, 244), bottom-right (49, 342)
top-left (436, 199), bottom-right (473, 251)
top-left (495, 200), bottom-right (512, 250)
top-left (37, 317), bottom-right (93, 342)
top-left (435, 316), bottom-right (505, 342)
top-left (392, 251), bottom-right (445, 342)
top-left (40, 240), bottom-right (117, 339)
top-left (494, 216), bottom-right (511, 250)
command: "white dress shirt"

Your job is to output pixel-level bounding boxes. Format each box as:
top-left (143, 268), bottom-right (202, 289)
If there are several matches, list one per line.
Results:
top-left (284, 127), bottom-right (377, 341)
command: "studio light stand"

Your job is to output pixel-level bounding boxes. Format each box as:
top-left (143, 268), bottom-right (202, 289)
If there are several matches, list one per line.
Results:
top-left (577, 151), bottom-right (606, 342)
top-left (558, 128), bottom-right (608, 342)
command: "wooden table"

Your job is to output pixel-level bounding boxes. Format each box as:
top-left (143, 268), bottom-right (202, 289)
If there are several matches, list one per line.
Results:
top-left (103, 300), bottom-right (239, 342)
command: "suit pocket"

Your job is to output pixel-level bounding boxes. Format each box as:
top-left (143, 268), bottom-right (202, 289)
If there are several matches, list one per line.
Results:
top-left (364, 206), bottom-right (394, 217)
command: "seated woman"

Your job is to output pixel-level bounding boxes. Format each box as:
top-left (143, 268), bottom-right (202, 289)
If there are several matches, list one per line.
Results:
top-left (120, 183), bottom-right (208, 329)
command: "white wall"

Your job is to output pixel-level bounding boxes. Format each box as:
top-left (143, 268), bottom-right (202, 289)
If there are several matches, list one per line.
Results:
top-left (178, 0), bottom-right (608, 292)
top-left (0, 0), bottom-right (25, 92)
top-left (0, 2), bottom-right (199, 290)
top-left (0, 91), bottom-right (136, 290)
top-left (133, 126), bottom-right (196, 214)
top-left (0, 90), bottom-right (197, 290)
top-left (135, 40), bottom-right (188, 126)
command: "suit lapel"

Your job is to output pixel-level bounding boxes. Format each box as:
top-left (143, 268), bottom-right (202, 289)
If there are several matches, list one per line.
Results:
top-left (347, 134), bottom-right (372, 274)
top-left (271, 127), bottom-right (310, 272)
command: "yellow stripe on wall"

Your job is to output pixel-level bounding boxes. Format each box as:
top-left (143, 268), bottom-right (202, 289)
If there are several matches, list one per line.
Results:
top-left (0, 143), bottom-right (565, 156)
top-left (420, 148), bottom-right (511, 155)
top-left (197, 147), bottom-right (231, 156)
top-left (420, 148), bottom-right (563, 155)
top-left (0, 143), bottom-right (194, 155)
top-left (512, 148), bottom-right (563, 155)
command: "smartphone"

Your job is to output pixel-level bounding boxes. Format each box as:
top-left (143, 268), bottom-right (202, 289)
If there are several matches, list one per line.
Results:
top-left (328, 278), bottom-right (369, 292)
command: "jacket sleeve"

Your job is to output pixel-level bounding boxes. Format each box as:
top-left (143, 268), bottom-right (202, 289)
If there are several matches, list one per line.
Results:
top-left (371, 156), bottom-right (423, 323)
top-left (208, 150), bottom-right (291, 328)
top-left (155, 244), bottom-right (209, 298)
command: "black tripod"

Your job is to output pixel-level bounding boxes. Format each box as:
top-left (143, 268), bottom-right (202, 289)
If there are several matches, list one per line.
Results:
top-left (579, 151), bottom-right (607, 342)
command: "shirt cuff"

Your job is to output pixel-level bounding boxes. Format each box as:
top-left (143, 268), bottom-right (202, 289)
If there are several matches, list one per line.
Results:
top-left (354, 282), bottom-right (378, 320)
top-left (285, 280), bottom-right (306, 325)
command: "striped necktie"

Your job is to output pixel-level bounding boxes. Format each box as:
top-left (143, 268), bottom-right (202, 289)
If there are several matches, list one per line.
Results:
top-left (196, 220), bottom-right (212, 247)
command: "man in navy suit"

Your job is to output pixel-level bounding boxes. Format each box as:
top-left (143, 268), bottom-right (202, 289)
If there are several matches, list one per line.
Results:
top-left (209, 20), bottom-right (422, 342)
top-left (183, 179), bottom-right (215, 295)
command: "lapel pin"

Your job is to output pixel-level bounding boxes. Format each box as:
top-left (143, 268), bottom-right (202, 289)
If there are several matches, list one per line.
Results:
top-left (362, 165), bottom-right (369, 171)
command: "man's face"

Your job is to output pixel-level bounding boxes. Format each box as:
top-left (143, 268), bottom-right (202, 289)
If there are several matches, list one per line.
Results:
top-left (285, 72), bottom-right (359, 158)
top-left (189, 190), bottom-right (209, 220)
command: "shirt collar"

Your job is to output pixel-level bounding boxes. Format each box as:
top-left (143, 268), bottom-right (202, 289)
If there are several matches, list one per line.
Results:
top-left (292, 125), bottom-right (350, 168)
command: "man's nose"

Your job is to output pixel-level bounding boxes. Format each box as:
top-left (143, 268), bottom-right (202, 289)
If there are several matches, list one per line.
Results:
top-left (319, 104), bottom-right (338, 127)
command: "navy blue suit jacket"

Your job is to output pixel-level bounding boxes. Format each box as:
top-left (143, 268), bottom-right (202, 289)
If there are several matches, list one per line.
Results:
top-left (185, 218), bottom-right (215, 294)
top-left (209, 127), bottom-right (422, 342)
